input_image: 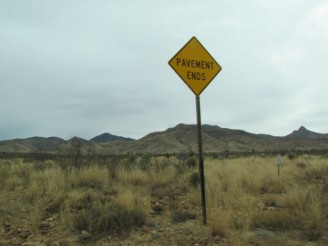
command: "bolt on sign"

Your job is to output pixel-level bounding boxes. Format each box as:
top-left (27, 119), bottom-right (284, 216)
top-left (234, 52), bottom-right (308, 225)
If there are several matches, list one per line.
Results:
top-left (168, 36), bottom-right (222, 95)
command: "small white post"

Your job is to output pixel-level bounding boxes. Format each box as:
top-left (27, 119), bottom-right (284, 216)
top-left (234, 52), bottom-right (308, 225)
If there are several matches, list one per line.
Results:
top-left (275, 154), bottom-right (282, 177)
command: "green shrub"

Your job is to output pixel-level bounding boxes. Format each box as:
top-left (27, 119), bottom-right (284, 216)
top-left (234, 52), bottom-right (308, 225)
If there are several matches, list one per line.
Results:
top-left (172, 209), bottom-right (196, 223)
top-left (133, 153), bottom-right (152, 171)
top-left (73, 210), bottom-right (92, 231)
top-left (288, 152), bottom-right (297, 160)
top-left (0, 165), bottom-right (10, 188)
top-left (186, 156), bottom-right (197, 168)
top-left (251, 210), bottom-right (299, 231)
top-left (98, 204), bottom-right (145, 233)
top-left (72, 203), bottom-right (145, 234)
top-left (189, 171), bottom-right (200, 188)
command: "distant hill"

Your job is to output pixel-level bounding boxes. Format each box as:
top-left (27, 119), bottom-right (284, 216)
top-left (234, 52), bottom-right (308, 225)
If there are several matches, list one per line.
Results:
top-left (285, 126), bottom-right (328, 139)
top-left (90, 133), bottom-right (134, 143)
top-left (1, 125), bottom-right (328, 154)
top-left (0, 137), bottom-right (65, 153)
top-left (98, 124), bottom-right (328, 154)
top-left (68, 136), bottom-right (88, 142)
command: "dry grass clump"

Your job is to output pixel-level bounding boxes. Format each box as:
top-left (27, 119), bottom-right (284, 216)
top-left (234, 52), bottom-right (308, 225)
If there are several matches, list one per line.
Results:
top-left (0, 159), bottom-right (33, 189)
top-left (0, 159), bottom-right (150, 240)
top-left (252, 209), bottom-right (299, 231)
top-left (68, 165), bottom-right (110, 190)
top-left (205, 155), bottom-right (328, 241)
top-left (171, 209), bottom-right (197, 223)
top-left (66, 190), bottom-right (146, 234)
top-left (119, 188), bottom-right (150, 211)
top-left (116, 167), bottom-right (150, 186)
top-left (149, 164), bottom-right (178, 186)
top-left (0, 160), bottom-right (10, 188)
top-left (285, 185), bottom-right (325, 221)
top-left (97, 204), bottom-right (145, 233)
top-left (1, 154), bottom-right (327, 244)
top-left (116, 157), bottom-right (179, 189)
top-left (60, 167), bottom-right (150, 236)
top-left (209, 207), bottom-right (234, 237)
top-left (206, 158), bottom-right (259, 232)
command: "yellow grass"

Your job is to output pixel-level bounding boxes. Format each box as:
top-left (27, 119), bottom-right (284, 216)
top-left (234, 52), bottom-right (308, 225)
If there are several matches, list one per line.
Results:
top-left (67, 165), bottom-right (111, 190)
top-left (0, 154), bottom-right (327, 245)
top-left (116, 166), bottom-right (150, 186)
top-left (205, 156), bottom-right (328, 237)
top-left (116, 187), bottom-right (151, 212)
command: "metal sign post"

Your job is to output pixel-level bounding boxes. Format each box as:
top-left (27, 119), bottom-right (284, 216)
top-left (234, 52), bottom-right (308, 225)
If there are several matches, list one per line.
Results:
top-left (169, 36), bottom-right (222, 225)
top-left (275, 154), bottom-right (282, 177)
top-left (196, 95), bottom-right (207, 225)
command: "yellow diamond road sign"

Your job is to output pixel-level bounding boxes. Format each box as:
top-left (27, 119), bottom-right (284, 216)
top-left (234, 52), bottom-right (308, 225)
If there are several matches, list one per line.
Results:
top-left (169, 36), bottom-right (222, 96)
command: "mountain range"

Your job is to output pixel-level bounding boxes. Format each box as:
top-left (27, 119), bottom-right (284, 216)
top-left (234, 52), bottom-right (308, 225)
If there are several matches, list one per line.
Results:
top-left (90, 133), bottom-right (134, 143)
top-left (1, 124), bottom-right (328, 154)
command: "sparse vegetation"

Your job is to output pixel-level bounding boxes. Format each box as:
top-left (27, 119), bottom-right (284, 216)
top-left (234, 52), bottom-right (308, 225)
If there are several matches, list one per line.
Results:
top-left (172, 209), bottom-right (197, 223)
top-left (288, 151), bottom-right (298, 160)
top-left (0, 154), bottom-right (328, 245)
top-left (189, 171), bottom-right (200, 187)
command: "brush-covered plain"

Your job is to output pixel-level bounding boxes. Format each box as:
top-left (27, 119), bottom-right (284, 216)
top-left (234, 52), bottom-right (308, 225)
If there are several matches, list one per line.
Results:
top-left (0, 154), bottom-right (328, 245)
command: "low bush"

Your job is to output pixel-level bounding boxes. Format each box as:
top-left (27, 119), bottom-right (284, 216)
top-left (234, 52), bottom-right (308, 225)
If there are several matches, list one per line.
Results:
top-left (186, 156), bottom-right (197, 168)
top-left (209, 207), bottom-right (233, 237)
top-left (73, 209), bottom-right (92, 231)
top-left (287, 152), bottom-right (298, 160)
top-left (0, 164), bottom-right (10, 188)
top-left (2, 155), bottom-right (328, 244)
top-left (251, 210), bottom-right (299, 231)
top-left (189, 171), bottom-right (200, 188)
top-left (72, 203), bottom-right (145, 233)
top-left (98, 204), bottom-right (145, 233)
top-left (68, 165), bottom-right (110, 190)
top-left (172, 209), bottom-right (196, 223)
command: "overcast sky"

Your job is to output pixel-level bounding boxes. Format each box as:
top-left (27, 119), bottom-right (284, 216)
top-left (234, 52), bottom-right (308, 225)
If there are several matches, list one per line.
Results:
top-left (1, 0), bottom-right (328, 141)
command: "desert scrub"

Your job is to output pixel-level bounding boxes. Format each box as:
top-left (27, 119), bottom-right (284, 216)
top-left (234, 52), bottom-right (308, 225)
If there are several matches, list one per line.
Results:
top-left (287, 158), bottom-right (328, 226)
top-left (189, 171), bottom-right (200, 188)
top-left (63, 184), bottom-right (149, 236)
top-left (1, 159), bottom-right (33, 190)
top-left (186, 156), bottom-right (197, 168)
top-left (97, 204), bottom-right (145, 233)
top-left (116, 160), bottom-right (179, 189)
top-left (71, 200), bottom-right (145, 234)
top-left (42, 167), bottom-right (66, 194)
top-left (209, 157), bottom-right (288, 195)
top-left (29, 202), bottom-right (43, 234)
top-left (172, 209), bottom-right (196, 223)
top-left (2, 155), bottom-right (327, 245)
top-left (25, 176), bottom-right (44, 202)
top-left (67, 165), bottom-right (111, 190)
top-left (149, 163), bottom-right (178, 187)
top-left (206, 157), bottom-right (282, 234)
top-left (116, 187), bottom-right (150, 212)
top-left (285, 184), bottom-right (327, 227)
top-left (13, 159), bottom-right (33, 186)
top-left (0, 162), bottom-right (10, 188)
top-left (209, 207), bottom-right (234, 237)
top-left (287, 152), bottom-right (298, 160)
top-left (116, 166), bottom-right (150, 186)
top-left (251, 209), bottom-right (299, 231)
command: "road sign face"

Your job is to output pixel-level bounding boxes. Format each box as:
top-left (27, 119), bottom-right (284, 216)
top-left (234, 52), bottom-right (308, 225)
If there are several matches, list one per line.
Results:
top-left (275, 154), bottom-right (282, 165)
top-left (169, 36), bottom-right (222, 95)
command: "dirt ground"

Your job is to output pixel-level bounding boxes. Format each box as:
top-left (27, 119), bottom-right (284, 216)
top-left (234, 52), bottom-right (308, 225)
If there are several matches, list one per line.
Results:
top-left (2, 186), bottom-right (328, 246)
top-left (1, 156), bottom-right (328, 245)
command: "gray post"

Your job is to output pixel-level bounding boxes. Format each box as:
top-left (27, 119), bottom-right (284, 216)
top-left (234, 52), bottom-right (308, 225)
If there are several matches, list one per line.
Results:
top-left (275, 154), bottom-right (282, 177)
top-left (196, 95), bottom-right (206, 225)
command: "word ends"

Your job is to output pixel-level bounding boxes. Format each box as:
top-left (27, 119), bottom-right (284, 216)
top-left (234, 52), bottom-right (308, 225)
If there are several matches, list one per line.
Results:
top-left (168, 36), bottom-right (221, 95)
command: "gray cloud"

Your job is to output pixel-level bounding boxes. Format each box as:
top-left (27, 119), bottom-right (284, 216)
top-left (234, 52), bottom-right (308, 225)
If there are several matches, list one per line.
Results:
top-left (1, 0), bottom-right (328, 141)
